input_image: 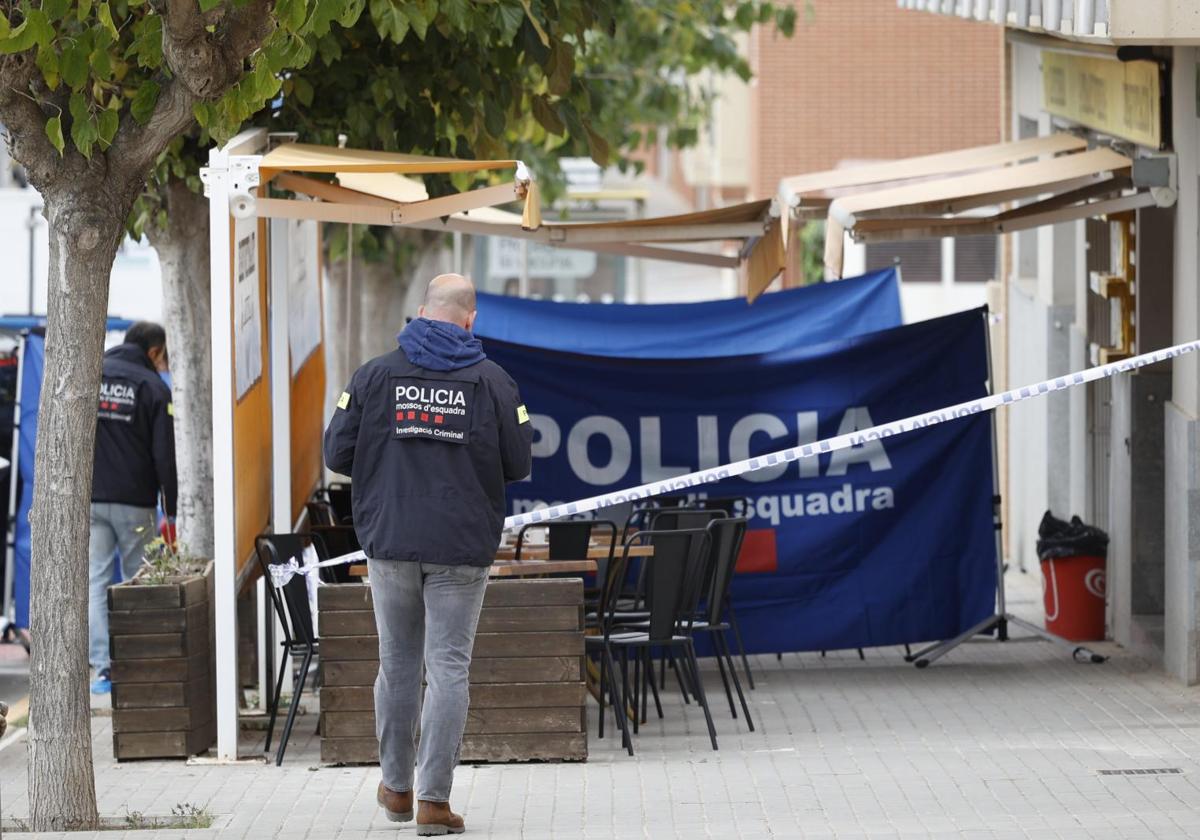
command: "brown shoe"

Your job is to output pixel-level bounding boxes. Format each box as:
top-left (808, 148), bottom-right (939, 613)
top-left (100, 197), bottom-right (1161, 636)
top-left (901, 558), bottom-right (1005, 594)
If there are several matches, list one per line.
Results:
top-left (416, 800), bottom-right (465, 835)
top-left (377, 782), bottom-right (413, 823)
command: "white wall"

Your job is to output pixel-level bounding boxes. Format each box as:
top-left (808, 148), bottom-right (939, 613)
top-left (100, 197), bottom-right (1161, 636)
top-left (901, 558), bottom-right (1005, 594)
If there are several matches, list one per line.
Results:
top-left (0, 185), bottom-right (163, 323)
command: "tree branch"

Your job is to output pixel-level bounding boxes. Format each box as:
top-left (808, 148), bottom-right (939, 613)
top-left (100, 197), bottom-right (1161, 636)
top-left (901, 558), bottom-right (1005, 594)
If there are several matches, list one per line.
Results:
top-left (112, 0), bottom-right (275, 174)
top-left (0, 52), bottom-right (67, 188)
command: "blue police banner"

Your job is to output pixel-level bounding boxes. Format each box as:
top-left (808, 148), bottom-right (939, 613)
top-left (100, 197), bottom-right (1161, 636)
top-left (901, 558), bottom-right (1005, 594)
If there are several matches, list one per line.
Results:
top-left (13, 332), bottom-right (43, 629)
top-left (486, 308), bottom-right (998, 653)
top-left (475, 267), bottom-right (901, 358)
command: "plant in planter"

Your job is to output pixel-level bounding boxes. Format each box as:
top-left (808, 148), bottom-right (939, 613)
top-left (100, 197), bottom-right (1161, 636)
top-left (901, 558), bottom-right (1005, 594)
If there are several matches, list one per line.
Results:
top-left (108, 539), bottom-right (215, 760)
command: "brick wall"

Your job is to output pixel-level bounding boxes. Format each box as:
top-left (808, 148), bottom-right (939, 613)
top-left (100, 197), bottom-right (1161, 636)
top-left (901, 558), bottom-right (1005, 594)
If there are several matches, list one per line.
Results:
top-left (749, 0), bottom-right (1004, 199)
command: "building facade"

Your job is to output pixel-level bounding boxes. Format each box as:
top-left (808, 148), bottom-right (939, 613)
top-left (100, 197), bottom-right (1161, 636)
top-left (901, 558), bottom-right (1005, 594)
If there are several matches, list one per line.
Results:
top-left (903, 0), bottom-right (1200, 683)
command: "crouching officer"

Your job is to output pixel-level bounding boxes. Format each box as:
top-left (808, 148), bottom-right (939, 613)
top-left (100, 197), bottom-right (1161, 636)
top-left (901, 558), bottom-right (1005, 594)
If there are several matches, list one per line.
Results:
top-left (324, 274), bottom-right (532, 836)
top-left (89, 321), bottom-right (177, 693)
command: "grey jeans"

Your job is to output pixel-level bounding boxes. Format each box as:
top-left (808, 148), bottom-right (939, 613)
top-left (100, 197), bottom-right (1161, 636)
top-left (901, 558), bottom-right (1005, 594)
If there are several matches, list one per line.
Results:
top-left (368, 559), bottom-right (489, 802)
top-left (89, 502), bottom-right (157, 672)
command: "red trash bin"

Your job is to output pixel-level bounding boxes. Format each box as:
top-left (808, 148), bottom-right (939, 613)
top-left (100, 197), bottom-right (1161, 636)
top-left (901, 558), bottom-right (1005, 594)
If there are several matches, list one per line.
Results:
top-left (1040, 554), bottom-right (1106, 641)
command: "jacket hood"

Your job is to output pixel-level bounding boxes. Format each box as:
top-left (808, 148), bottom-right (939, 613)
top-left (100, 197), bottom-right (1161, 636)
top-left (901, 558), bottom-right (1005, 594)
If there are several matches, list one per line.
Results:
top-left (105, 342), bottom-right (155, 372)
top-left (397, 317), bottom-right (486, 372)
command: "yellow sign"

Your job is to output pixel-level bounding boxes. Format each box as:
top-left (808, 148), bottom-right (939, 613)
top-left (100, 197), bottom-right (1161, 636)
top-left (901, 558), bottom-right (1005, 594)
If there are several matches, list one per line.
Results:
top-left (517, 404), bottom-right (530, 424)
top-left (1042, 51), bottom-right (1162, 148)
top-left (337, 391), bottom-right (351, 410)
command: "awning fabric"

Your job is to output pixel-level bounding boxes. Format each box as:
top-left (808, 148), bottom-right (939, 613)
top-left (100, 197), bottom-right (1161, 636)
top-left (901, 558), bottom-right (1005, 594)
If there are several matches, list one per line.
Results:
top-left (332, 172), bottom-right (785, 301)
top-left (255, 143), bottom-right (540, 230)
top-left (472, 267), bottom-right (901, 358)
top-left (780, 133), bottom-right (1088, 208)
top-left (821, 144), bottom-right (1146, 277)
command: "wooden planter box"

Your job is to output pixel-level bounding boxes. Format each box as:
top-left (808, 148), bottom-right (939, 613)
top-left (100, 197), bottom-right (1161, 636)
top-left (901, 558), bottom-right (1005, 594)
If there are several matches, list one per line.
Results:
top-left (319, 578), bottom-right (587, 765)
top-left (108, 573), bottom-right (216, 760)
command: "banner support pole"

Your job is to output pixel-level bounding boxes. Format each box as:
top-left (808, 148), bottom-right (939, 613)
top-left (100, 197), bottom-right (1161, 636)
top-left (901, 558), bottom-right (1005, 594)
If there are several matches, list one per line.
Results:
top-left (905, 308), bottom-right (1107, 668)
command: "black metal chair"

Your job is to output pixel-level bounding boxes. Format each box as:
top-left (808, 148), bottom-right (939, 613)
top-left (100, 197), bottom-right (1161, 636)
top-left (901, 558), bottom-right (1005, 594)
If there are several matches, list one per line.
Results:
top-left (309, 524), bottom-right (361, 583)
top-left (254, 533), bottom-right (323, 766)
top-left (305, 499), bottom-right (338, 527)
top-left (585, 534), bottom-right (645, 754)
top-left (513, 519), bottom-right (617, 563)
top-left (694, 518), bottom-right (753, 728)
top-left (662, 504), bottom-right (756, 689)
top-left (315, 483), bottom-right (353, 525)
top-left (604, 528), bottom-right (718, 754)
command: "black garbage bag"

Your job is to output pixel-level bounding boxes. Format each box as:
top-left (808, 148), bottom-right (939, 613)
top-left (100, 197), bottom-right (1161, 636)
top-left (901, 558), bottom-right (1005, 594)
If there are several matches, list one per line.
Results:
top-left (1037, 510), bottom-right (1109, 560)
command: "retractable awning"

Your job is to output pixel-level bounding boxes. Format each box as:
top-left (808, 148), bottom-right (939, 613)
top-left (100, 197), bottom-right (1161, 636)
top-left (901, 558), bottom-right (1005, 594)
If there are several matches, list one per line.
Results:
top-left (781, 133), bottom-right (1088, 218)
top-left (254, 143), bottom-right (542, 230)
top-left (281, 171), bottom-right (786, 302)
top-left (820, 144), bottom-right (1155, 278)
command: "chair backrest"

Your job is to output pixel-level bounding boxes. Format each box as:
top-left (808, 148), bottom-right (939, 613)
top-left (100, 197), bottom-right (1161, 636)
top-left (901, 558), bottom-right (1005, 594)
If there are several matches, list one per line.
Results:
top-left (651, 507), bottom-right (726, 532)
top-left (700, 496), bottom-right (752, 518)
top-left (308, 525), bottom-right (361, 583)
top-left (255, 533), bottom-right (319, 646)
top-left (704, 517), bottom-right (748, 625)
top-left (515, 519), bottom-right (618, 561)
top-left (318, 484), bottom-right (353, 524)
top-left (639, 528), bottom-right (711, 642)
top-left (305, 500), bottom-right (337, 528)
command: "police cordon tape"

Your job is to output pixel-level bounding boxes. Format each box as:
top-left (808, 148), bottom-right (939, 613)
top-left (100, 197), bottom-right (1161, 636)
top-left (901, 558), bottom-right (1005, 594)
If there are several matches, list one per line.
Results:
top-left (268, 337), bottom-right (1200, 589)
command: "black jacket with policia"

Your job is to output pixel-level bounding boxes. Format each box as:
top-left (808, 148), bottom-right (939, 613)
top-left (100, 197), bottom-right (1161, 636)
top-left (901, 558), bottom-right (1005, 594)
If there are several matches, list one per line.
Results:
top-left (323, 317), bottom-right (534, 567)
top-left (92, 342), bottom-right (177, 516)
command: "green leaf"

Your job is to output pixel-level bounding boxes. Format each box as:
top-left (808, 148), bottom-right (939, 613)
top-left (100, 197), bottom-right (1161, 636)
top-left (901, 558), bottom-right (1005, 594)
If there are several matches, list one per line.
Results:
top-left (369, 0), bottom-right (409, 43)
top-left (291, 75), bottom-right (314, 107)
top-left (408, 2), bottom-right (428, 40)
top-left (519, 0), bottom-right (549, 46)
top-left (90, 45), bottom-right (112, 79)
top-left (130, 79), bottom-right (160, 123)
top-left (97, 2), bottom-right (119, 39)
top-left (0, 13), bottom-right (9, 39)
top-left (69, 92), bottom-right (97, 158)
top-left (441, 0), bottom-right (470, 30)
top-left (547, 40), bottom-right (573, 96)
top-left (97, 107), bottom-right (119, 147)
top-left (531, 93), bottom-right (564, 135)
top-left (337, 0), bottom-right (365, 28)
top-left (36, 44), bottom-right (60, 89)
top-left (198, 0), bottom-right (222, 12)
top-left (44, 115), bottom-right (65, 155)
top-left (77, 0), bottom-right (94, 20)
top-left (483, 95), bottom-right (505, 139)
top-left (495, 2), bottom-right (522, 41)
top-left (44, 0), bottom-right (71, 22)
top-left (125, 13), bottom-right (163, 69)
top-left (583, 120), bottom-right (610, 167)
top-left (61, 43), bottom-right (90, 89)
top-left (0, 10), bottom-right (51, 54)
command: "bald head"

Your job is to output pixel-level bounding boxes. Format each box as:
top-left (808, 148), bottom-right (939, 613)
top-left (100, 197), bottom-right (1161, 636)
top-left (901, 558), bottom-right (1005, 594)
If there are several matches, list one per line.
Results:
top-left (419, 273), bottom-right (477, 330)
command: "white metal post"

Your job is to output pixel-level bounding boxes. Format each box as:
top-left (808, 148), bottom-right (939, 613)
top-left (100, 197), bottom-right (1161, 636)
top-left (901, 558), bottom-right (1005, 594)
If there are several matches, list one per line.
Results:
top-left (202, 127), bottom-right (268, 760)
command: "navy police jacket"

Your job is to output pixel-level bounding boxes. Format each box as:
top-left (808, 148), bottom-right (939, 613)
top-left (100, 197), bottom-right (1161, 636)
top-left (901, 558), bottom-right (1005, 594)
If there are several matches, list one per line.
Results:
top-left (323, 318), bottom-right (533, 566)
top-left (92, 343), bottom-right (177, 515)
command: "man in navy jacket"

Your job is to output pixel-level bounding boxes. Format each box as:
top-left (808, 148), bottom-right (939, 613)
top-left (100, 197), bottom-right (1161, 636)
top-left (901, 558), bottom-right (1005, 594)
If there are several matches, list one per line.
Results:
top-left (89, 322), bottom-right (176, 693)
top-left (324, 274), bottom-right (532, 835)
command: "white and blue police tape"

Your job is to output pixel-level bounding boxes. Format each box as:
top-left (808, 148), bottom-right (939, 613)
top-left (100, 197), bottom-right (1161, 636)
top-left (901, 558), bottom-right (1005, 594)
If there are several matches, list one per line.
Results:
top-left (271, 337), bottom-right (1200, 589)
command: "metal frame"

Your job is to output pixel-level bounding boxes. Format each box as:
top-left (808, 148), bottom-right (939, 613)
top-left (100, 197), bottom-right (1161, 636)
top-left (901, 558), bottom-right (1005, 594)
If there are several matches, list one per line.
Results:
top-left (202, 126), bottom-right (270, 760)
top-left (904, 309), bottom-right (1108, 668)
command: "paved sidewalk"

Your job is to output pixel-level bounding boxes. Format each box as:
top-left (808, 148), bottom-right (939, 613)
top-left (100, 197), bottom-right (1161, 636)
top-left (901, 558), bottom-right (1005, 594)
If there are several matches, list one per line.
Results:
top-left (3, 571), bottom-right (1200, 839)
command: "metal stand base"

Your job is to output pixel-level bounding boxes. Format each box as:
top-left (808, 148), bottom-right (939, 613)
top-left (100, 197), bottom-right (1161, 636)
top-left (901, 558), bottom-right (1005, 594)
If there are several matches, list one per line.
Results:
top-left (904, 612), bottom-right (1108, 668)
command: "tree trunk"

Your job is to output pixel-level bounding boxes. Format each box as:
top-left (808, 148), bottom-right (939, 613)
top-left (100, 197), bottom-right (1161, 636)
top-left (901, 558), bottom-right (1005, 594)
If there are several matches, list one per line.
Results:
top-left (321, 231), bottom-right (450, 422)
top-left (150, 182), bottom-right (214, 559)
top-left (27, 188), bottom-right (128, 831)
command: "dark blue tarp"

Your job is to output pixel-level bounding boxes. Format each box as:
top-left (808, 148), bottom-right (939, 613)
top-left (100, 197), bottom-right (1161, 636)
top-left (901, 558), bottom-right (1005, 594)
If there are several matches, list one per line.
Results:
top-left (487, 308), bottom-right (997, 653)
top-left (0, 315), bottom-right (134, 332)
top-left (13, 333), bottom-right (42, 629)
top-left (474, 267), bottom-right (901, 357)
